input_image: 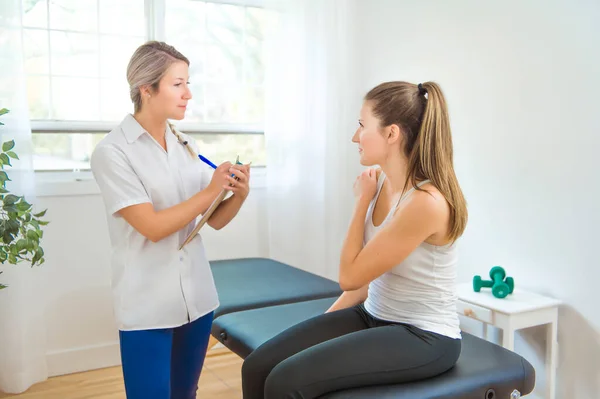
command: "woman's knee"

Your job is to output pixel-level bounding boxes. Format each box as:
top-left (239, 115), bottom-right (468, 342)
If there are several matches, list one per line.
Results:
top-left (241, 345), bottom-right (275, 381)
top-left (263, 357), bottom-right (307, 399)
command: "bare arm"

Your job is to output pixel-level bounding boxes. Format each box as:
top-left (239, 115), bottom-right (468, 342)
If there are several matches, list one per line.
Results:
top-left (325, 285), bottom-right (369, 313)
top-left (119, 184), bottom-right (221, 242)
top-left (119, 161), bottom-right (233, 242)
top-left (339, 188), bottom-right (446, 291)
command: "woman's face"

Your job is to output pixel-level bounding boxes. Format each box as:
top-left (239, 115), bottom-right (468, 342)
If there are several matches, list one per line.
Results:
top-left (352, 101), bottom-right (389, 166)
top-left (145, 61), bottom-right (192, 120)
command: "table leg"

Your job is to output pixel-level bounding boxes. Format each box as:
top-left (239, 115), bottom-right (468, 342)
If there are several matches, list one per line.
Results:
top-left (546, 321), bottom-right (557, 399)
top-left (502, 326), bottom-right (514, 351)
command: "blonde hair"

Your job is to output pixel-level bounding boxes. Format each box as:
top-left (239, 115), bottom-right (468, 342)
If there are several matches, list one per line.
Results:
top-left (365, 81), bottom-right (468, 242)
top-left (126, 41), bottom-right (189, 113)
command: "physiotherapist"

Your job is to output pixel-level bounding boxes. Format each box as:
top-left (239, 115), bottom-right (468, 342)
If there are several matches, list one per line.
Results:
top-left (90, 41), bottom-right (250, 399)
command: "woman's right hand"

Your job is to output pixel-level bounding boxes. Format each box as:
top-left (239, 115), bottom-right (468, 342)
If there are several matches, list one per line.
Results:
top-left (207, 161), bottom-right (232, 193)
top-left (353, 168), bottom-right (378, 201)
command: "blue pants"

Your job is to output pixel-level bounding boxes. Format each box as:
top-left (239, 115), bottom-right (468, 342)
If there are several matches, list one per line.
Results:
top-left (118, 311), bottom-right (214, 399)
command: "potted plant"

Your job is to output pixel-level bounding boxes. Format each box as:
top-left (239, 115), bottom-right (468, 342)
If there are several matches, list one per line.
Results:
top-left (0, 108), bottom-right (48, 289)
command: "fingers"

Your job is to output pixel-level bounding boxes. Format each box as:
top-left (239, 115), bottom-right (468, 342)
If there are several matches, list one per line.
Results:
top-left (222, 178), bottom-right (249, 197)
top-left (217, 161), bottom-right (232, 171)
top-left (225, 175), bottom-right (245, 186)
top-left (229, 166), bottom-right (249, 182)
top-left (360, 168), bottom-right (376, 179)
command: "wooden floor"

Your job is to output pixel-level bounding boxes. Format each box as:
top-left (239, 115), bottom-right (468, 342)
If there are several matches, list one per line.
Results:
top-left (0, 348), bottom-right (243, 399)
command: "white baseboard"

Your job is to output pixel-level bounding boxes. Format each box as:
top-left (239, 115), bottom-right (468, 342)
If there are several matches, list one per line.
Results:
top-left (46, 342), bottom-right (121, 377)
top-left (46, 340), bottom-right (224, 378)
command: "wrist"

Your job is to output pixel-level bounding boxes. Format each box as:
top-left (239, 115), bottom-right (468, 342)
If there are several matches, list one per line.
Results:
top-left (355, 195), bottom-right (371, 209)
top-left (203, 184), bottom-right (221, 199)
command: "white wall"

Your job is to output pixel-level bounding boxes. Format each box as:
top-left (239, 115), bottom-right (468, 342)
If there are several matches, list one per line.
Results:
top-left (355, 0), bottom-right (600, 398)
top-left (34, 175), bottom-right (269, 377)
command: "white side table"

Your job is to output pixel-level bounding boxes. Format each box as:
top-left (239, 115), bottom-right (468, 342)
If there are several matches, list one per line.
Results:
top-left (456, 282), bottom-right (562, 399)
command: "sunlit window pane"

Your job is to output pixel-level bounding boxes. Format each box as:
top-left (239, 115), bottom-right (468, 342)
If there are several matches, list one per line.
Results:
top-left (244, 35), bottom-right (264, 85)
top-left (189, 133), bottom-right (266, 167)
top-left (26, 75), bottom-right (50, 119)
top-left (100, 35), bottom-right (146, 79)
top-left (49, 0), bottom-right (97, 33)
top-left (22, 0), bottom-right (48, 29)
top-left (99, 0), bottom-right (145, 36)
top-left (165, 0), bottom-right (207, 43)
top-left (100, 78), bottom-right (131, 121)
top-left (23, 28), bottom-right (49, 75)
top-left (186, 81), bottom-right (205, 123)
top-left (204, 82), bottom-right (244, 123)
top-left (50, 31), bottom-right (99, 77)
top-left (51, 76), bottom-right (99, 121)
top-left (32, 132), bottom-right (105, 171)
top-left (206, 2), bottom-right (245, 46)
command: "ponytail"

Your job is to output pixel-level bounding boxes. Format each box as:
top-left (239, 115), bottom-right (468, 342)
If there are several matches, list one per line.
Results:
top-left (411, 82), bottom-right (467, 242)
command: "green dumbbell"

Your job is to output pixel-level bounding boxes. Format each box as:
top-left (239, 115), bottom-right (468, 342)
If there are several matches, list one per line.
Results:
top-left (473, 266), bottom-right (514, 299)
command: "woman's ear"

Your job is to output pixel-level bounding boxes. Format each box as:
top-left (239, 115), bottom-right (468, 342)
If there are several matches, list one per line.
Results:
top-left (140, 85), bottom-right (152, 99)
top-left (387, 124), bottom-right (402, 144)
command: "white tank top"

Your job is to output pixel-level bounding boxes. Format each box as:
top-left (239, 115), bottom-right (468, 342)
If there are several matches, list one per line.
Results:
top-left (363, 172), bottom-right (462, 339)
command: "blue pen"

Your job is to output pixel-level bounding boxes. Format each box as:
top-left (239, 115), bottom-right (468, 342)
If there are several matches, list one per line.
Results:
top-left (198, 154), bottom-right (218, 169)
top-left (198, 154), bottom-right (242, 178)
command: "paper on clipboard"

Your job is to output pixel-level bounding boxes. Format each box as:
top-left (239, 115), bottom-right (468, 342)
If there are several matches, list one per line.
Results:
top-left (178, 156), bottom-right (242, 250)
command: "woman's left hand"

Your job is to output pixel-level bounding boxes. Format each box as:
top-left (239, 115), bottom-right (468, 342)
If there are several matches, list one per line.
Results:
top-left (224, 164), bottom-right (251, 200)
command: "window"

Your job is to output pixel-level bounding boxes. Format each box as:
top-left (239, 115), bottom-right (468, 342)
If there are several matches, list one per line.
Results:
top-left (19, 0), bottom-right (268, 171)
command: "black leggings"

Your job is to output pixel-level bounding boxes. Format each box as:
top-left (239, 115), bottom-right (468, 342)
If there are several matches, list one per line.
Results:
top-left (241, 303), bottom-right (461, 399)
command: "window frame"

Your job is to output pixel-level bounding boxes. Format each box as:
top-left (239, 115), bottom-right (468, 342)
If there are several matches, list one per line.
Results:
top-left (28, 0), bottom-right (267, 177)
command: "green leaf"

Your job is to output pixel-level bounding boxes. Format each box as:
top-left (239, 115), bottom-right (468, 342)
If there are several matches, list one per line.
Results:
top-left (0, 188), bottom-right (8, 194)
top-left (0, 153), bottom-right (9, 166)
top-left (6, 151), bottom-right (19, 160)
top-left (6, 219), bottom-right (19, 234)
top-left (4, 194), bottom-right (18, 205)
top-left (17, 201), bottom-right (31, 212)
top-left (33, 209), bottom-right (47, 218)
top-left (0, 171), bottom-right (10, 184)
top-left (0, 250), bottom-right (7, 262)
top-left (26, 230), bottom-right (39, 241)
top-left (16, 239), bottom-right (27, 252)
top-left (32, 247), bottom-right (43, 266)
top-left (3, 205), bottom-right (18, 213)
top-left (2, 140), bottom-right (15, 152)
top-left (25, 238), bottom-right (35, 251)
top-left (8, 253), bottom-right (17, 264)
top-left (0, 108), bottom-right (8, 116)
top-left (38, 220), bottom-right (49, 226)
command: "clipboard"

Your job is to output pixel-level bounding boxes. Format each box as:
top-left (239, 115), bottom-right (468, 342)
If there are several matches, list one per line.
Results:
top-left (179, 156), bottom-right (243, 250)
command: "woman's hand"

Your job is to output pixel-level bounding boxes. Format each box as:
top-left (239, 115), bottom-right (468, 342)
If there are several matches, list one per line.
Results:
top-left (207, 161), bottom-right (233, 193)
top-left (224, 163), bottom-right (251, 200)
top-left (353, 168), bottom-right (378, 201)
